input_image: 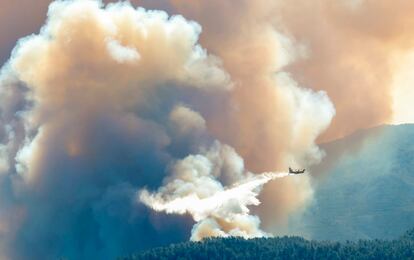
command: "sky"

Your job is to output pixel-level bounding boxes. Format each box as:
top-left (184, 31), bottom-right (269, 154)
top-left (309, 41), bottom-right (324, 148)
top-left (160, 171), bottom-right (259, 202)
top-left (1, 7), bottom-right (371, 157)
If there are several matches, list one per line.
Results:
top-left (0, 0), bottom-right (413, 259)
top-left (392, 51), bottom-right (414, 124)
top-left (1, 0), bottom-right (414, 129)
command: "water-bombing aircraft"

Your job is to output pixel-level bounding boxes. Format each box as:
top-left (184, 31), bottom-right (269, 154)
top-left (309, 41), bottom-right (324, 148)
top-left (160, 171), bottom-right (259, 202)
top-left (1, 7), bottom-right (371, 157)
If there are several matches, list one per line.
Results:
top-left (289, 167), bottom-right (306, 174)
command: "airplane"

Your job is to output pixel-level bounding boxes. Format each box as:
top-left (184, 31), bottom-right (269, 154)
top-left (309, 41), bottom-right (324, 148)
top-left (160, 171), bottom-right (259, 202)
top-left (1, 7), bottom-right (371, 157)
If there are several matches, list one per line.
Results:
top-left (289, 167), bottom-right (306, 174)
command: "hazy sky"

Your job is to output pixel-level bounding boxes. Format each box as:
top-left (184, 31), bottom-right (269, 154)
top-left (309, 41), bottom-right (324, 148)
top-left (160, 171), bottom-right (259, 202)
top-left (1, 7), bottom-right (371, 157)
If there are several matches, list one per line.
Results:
top-left (0, 1), bottom-right (414, 259)
top-left (392, 51), bottom-right (414, 124)
top-left (1, 0), bottom-right (414, 128)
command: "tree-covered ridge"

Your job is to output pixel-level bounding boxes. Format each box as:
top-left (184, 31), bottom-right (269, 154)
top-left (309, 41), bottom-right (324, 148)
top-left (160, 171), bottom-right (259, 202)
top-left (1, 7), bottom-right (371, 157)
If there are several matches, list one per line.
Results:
top-left (297, 124), bottom-right (414, 241)
top-left (122, 228), bottom-right (414, 260)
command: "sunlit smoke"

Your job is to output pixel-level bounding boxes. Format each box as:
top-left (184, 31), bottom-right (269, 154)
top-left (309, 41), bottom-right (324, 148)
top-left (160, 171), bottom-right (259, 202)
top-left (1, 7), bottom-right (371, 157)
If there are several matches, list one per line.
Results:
top-left (0, 0), bottom-right (340, 258)
top-left (141, 172), bottom-right (291, 241)
top-left (139, 142), bottom-right (292, 240)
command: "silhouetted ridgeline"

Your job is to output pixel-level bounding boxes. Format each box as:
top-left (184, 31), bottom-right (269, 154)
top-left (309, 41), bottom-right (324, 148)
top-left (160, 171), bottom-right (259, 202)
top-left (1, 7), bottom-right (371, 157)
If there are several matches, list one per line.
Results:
top-left (121, 228), bottom-right (414, 260)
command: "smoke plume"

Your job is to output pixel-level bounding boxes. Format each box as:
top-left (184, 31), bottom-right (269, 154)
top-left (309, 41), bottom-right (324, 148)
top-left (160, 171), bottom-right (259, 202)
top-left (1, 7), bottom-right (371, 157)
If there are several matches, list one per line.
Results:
top-left (157, 0), bottom-right (414, 230)
top-left (272, 0), bottom-right (414, 141)
top-left (140, 141), bottom-right (293, 241)
top-left (0, 1), bottom-right (235, 258)
top-left (4, 0), bottom-right (414, 259)
top-left (0, 0), bottom-right (334, 258)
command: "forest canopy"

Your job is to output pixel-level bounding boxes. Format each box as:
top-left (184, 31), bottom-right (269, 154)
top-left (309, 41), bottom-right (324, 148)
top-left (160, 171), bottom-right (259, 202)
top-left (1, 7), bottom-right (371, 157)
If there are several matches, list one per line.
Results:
top-left (122, 227), bottom-right (414, 260)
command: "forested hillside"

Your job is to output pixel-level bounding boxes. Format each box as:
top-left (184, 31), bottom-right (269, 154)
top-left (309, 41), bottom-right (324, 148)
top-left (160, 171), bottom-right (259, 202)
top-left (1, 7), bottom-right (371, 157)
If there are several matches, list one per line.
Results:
top-left (287, 124), bottom-right (414, 241)
top-left (121, 228), bottom-right (414, 259)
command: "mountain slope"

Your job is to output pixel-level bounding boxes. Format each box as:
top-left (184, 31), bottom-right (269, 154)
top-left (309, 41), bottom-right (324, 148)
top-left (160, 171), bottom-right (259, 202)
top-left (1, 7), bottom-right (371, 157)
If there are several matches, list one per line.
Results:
top-left (288, 124), bottom-right (414, 241)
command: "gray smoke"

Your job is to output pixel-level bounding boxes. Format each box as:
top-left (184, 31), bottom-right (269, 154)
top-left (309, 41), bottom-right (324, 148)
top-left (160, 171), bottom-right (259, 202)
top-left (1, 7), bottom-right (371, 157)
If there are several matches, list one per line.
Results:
top-left (0, 0), bottom-right (336, 259)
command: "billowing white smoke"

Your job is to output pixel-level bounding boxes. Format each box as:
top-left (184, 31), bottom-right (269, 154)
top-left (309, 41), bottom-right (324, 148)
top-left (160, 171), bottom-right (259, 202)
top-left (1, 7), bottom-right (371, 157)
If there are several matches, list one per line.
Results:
top-left (140, 142), bottom-right (292, 240)
top-left (0, 0), bottom-right (334, 258)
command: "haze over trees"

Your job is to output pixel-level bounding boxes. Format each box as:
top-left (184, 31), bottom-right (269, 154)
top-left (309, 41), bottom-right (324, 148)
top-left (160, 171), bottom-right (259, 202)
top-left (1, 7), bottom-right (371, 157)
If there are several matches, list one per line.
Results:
top-left (121, 227), bottom-right (414, 260)
top-left (288, 124), bottom-right (414, 241)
